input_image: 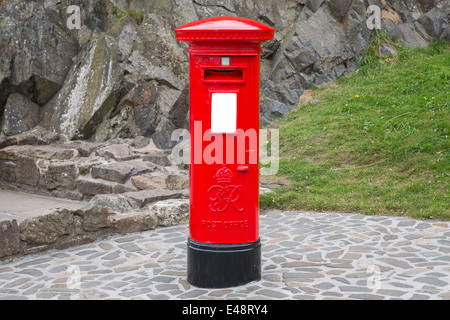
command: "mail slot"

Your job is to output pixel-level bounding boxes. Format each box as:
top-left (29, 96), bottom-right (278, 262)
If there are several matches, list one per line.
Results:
top-left (175, 16), bottom-right (274, 288)
top-left (203, 68), bottom-right (244, 83)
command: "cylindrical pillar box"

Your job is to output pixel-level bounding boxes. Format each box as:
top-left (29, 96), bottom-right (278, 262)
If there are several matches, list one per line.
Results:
top-left (175, 16), bottom-right (275, 288)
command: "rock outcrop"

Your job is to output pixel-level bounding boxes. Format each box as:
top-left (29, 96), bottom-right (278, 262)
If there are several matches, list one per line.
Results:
top-left (0, 127), bottom-right (191, 259)
top-left (0, 127), bottom-right (189, 201)
top-left (1, 93), bottom-right (40, 136)
top-left (1, 0), bottom-right (448, 143)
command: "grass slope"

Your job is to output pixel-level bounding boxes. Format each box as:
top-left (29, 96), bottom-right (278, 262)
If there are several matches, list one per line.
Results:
top-left (260, 40), bottom-right (449, 220)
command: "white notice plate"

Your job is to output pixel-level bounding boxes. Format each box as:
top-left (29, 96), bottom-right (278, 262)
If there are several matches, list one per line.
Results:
top-left (211, 93), bottom-right (237, 134)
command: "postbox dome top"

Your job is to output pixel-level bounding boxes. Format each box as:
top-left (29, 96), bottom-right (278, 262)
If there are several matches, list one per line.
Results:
top-left (175, 16), bottom-right (275, 42)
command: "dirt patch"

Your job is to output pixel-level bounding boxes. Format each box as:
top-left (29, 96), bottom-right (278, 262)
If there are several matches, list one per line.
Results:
top-left (298, 90), bottom-right (317, 107)
top-left (310, 133), bottom-right (328, 143)
top-left (381, 7), bottom-right (402, 25)
top-left (260, 174), bottom-right (291, 187)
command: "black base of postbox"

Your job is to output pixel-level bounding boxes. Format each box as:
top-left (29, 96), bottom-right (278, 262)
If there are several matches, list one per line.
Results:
top-left (187, 238), bottom-right (261, 288)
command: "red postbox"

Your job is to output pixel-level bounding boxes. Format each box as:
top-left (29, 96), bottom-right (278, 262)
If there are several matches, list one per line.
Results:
top-left (175, 17), bottom-right (274, 288)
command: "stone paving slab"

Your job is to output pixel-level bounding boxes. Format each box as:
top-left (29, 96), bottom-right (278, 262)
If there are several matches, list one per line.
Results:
top-left (0, 189), bottom-right (88, 222)
top-left (0, 189), bottom-right (190, 259)
top-left (0, 211), bottom-right (449, 300)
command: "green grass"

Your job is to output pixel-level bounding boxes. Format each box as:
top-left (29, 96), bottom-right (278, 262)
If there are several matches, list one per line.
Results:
top-left (114, 7), bottom-right (144, 25)
top-left (260, 39), bottom-right (450, 220)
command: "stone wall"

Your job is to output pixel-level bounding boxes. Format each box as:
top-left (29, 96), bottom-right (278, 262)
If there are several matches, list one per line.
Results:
top-left (0, 0), bottom-right (448, 143)
top-left (0, 126), bottom-right (191, 259)
top-left (0, 197), bottom-right (190, 259)
top-left (0, 127), bottom-right (189, 201)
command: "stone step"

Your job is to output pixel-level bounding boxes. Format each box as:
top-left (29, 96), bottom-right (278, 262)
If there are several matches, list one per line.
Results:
top-left (95, 144), bottom-right (139, 161)
top-left (0, 189), bottom-right (189, 260)
top-left (123, 189), bottom-right (187, 208)
top-left (76, 175), bottom-right (136, 197)
top-left (91, 159), bottom-right (156, 184)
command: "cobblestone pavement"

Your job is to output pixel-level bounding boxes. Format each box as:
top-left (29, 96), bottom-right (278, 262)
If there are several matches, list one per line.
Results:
top-left (1, 211), bottom-right (449, 300)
